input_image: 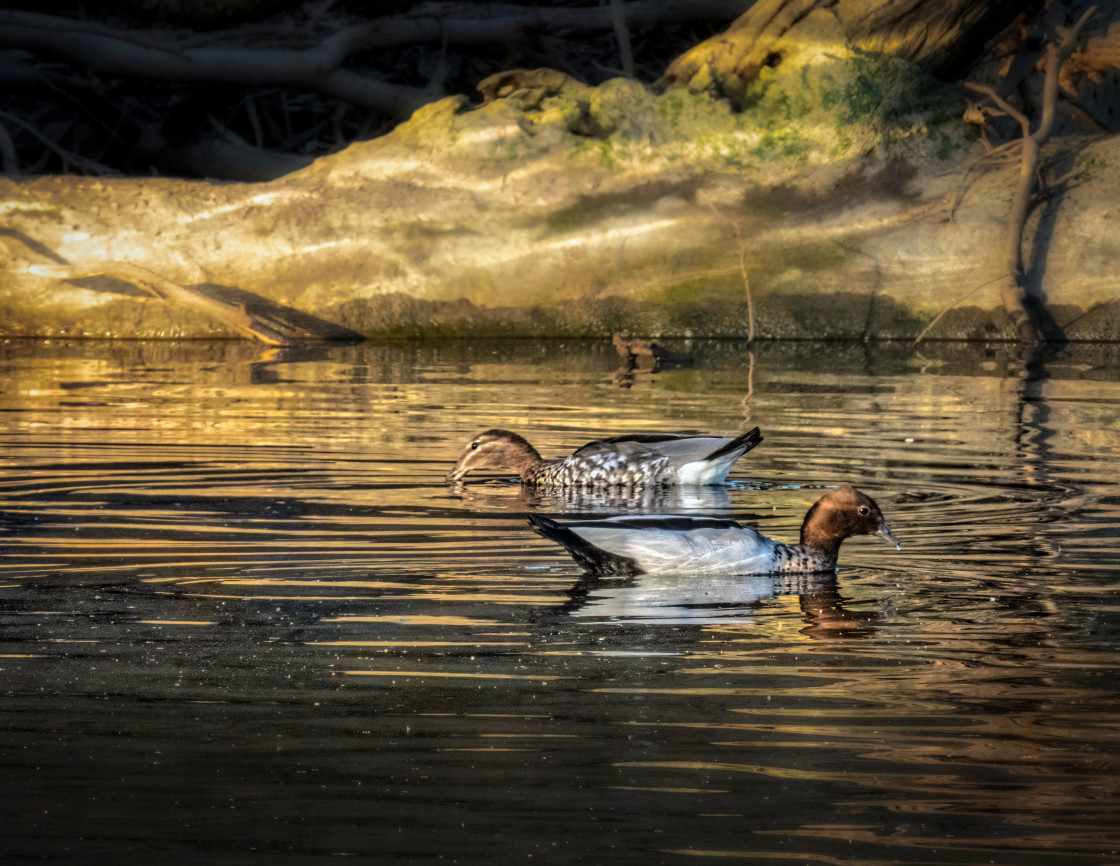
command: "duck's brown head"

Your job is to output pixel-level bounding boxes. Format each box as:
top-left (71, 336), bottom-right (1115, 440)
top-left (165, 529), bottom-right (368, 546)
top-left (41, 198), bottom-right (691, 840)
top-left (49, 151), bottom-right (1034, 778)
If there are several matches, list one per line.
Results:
top-left (800, 486), bottom-right (899, 559)
top-left (447, 429), bottom-right (543, 482)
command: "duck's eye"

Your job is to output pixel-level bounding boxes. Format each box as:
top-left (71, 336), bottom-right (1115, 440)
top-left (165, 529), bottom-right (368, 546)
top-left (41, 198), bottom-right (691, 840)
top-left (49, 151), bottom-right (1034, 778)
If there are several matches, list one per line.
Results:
top-left (858, 505), bottom-right (869, 516)
top-left (471, 442), bottom-right (479, 450)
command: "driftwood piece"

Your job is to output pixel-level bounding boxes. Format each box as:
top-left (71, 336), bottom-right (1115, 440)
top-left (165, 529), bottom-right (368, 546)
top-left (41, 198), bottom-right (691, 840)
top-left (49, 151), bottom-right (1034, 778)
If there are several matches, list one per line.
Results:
top-left (477, 69), bottom-right (593, 108)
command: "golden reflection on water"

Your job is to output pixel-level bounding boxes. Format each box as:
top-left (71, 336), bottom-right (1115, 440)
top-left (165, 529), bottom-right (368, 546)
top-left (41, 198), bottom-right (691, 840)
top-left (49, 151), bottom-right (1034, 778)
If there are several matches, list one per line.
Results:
top-left (2, 340), bottom-right (1120, 862)
top-left (322, 615), bottom-right (505, 625)
top-left (309, 641), bottom-right (529, 647)
top-left (344, 670), bottom-right (568, 681)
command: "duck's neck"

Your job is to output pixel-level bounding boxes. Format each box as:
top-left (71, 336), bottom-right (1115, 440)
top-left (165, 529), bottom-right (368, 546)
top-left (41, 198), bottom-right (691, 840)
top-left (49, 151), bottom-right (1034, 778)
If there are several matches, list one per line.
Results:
top-left (506, 441), bottom-right (544, 480)
top-left (773, 541), bottom-right (838, 573)
top-left (799, 501), bottom-right (845, 562)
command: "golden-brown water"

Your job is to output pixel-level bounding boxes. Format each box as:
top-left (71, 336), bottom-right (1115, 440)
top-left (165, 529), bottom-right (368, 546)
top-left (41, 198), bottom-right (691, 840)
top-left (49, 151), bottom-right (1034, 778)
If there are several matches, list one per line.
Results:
top-left (2, 338), bottom-right (1119, 863)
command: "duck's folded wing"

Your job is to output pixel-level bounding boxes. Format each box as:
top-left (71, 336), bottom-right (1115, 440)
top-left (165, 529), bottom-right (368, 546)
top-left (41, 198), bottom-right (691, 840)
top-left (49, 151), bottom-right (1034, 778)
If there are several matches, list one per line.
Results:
top-left (572, 517), bottom-right (778, 576)
top-left (571, 433), bottom-right (700, 458)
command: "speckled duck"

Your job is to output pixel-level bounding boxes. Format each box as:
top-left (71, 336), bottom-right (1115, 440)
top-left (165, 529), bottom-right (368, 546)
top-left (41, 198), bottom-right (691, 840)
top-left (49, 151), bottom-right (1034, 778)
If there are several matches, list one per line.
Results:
top-left (528, 486), bottom-right (899, 576)
top-left (447, 427), bottom-right (763, 487)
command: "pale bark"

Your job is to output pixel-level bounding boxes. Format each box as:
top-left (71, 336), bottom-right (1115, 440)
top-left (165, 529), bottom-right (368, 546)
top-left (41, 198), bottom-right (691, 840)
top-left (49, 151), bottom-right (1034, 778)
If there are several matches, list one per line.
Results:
top-left (663, 0), bottom-right (1035, 101)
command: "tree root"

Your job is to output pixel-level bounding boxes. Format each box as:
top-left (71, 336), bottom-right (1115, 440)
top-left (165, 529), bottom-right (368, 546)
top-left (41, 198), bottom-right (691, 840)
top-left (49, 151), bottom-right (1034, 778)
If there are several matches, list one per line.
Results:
top-left (661, 0), bottom-right (823, 101)
top-left (963, 3), bottom-right (1097, 343)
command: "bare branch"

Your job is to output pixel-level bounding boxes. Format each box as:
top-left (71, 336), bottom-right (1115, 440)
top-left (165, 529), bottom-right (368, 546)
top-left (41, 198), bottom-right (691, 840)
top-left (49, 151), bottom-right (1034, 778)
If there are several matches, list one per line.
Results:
top-left (913, 272), bottom-right (1013, 346)
top-left (1034, 5), bottom-right (1097, 144)
top-left (0, 10), bottom-right (431, 117)
top-left (962, 4), bottom-right (1099, 343)
top-left (610, 0), bottom-right (635, 78)
top-left (0, 119), bottom-right (17, 176)
top-left (0, 109), bottom-right (117, 175)
top-left (963, 81), bottom-right (1029, 132)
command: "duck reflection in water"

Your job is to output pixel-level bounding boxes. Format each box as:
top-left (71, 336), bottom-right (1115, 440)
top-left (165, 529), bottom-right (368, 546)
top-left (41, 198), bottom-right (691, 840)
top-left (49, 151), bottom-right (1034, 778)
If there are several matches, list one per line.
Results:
top-left (558, 570), bottom-right (881, 638)
top-left (448, 476), bottom-right (740, 516)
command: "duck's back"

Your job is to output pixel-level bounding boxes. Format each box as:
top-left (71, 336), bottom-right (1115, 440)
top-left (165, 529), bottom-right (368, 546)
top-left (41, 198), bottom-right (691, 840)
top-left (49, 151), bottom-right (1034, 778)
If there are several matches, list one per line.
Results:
top-left (532, 440), bottom-right (675, 487)
top-left (573, 434), bottom-right (729, 464)
top-left (553, 434), bottom-right (748, 487)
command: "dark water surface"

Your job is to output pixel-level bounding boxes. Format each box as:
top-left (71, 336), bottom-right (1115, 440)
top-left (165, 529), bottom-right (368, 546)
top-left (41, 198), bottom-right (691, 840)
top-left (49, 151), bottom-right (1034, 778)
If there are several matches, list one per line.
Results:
top-left (2, 339), bottom-right (1119, 864)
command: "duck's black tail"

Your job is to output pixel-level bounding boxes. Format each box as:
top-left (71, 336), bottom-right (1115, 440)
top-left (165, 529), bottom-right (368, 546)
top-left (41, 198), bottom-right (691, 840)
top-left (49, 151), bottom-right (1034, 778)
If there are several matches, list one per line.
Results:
top-left (703, 426), bottom-right (762, 462)
top-left (527, 514), bottom-right (642, 576)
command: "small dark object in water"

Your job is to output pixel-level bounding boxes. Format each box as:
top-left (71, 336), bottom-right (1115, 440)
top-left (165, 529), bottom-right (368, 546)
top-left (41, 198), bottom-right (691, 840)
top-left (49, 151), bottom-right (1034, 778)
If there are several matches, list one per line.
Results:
top-left (612, 331), bottom-right (692, 367)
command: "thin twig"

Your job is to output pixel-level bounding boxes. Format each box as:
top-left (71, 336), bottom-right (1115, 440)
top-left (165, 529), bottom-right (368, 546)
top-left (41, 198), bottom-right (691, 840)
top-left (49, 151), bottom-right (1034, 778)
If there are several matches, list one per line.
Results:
top-left (708, 205), bottom-right (755, 343)
top-left (913, 271), bottom-right (1013, 346)
top-left (0, 119), bottom-right (18, 175)
top-left (964, 81), bottom-right (1029, 131)
top-left (947, 139), bottom-right (1022, 220)
top-left (0, 109), bottom-right (116, 175)
top-left (610, 0), bottom-right (635, 78)
top-left (740, 347), bottom-right (756, 423)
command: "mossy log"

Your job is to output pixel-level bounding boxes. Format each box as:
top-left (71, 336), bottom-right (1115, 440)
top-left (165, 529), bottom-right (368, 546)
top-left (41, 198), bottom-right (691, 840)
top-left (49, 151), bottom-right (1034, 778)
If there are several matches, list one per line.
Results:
top-left (3, 77), bottom-right (1118, 343)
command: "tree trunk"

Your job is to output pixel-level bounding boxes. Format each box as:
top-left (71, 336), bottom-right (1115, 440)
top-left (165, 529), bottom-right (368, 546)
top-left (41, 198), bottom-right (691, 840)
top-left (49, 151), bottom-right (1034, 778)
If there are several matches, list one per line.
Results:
top-left (663, 0), bottom-right (1039, 102)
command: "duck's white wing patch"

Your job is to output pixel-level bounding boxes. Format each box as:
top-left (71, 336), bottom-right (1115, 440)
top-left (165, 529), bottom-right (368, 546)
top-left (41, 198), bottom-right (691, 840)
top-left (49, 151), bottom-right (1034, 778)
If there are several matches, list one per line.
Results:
top-left (573, 525), bottom-right (777, 576)
top-left (676, 457), bottom-right (736, 485)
